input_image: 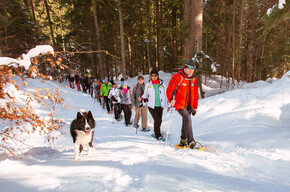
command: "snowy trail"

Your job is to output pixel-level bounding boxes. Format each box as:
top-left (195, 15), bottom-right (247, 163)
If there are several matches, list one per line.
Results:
top-left (1, 72), bottom-right (290, 191)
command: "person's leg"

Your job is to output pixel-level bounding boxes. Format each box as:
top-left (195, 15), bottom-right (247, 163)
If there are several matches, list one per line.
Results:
top-left (121, 104), bottom-right (130, 125)
top-left (128, 105), bottom-right (132, 123)
top-left (117, 103), bottom-right (122, 118)
top-left (141, 106), bottom-right (148, 128)
top-left (104, 96), bottom-right (110, 113)
top-left (125, 105), bottom-right (131, 125)
top-left (178, 109), bottom-right (194, 143)
top-left (114, 103), bottom-right (118, 119)
top-left (148, 107), bottom-right (162, 138)
top-left (134, 106), bottom-right (141, 125)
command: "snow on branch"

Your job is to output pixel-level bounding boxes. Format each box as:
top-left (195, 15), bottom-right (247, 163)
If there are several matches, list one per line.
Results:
top-left (267, 0), bottom-right (286, 16)
top-left (0, 45), bottom-right (54, 70)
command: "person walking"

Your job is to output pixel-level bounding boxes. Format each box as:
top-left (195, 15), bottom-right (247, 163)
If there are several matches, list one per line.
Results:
top-left (68, 73), bottom-right (75, 89)
top-left (100, 77), bottom-right (112, 113)
top-left (166, 59), bottom-right (199, 149)
top-left (142, 69), bottom-right (170, 141)
top-left (131, 76), bottom-right (148, 131)
top-left (108, 83), bottom-right (122, 121)
top-left (75, 73), bottom-right (81, 91)
top-left (119, 81), bottom-right (132, 126)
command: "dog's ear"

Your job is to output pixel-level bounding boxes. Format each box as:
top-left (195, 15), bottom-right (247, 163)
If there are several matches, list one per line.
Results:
top-left (87, 111), bottom-right (93, 119)
top-left (77, 112), bottom-right (83, 119)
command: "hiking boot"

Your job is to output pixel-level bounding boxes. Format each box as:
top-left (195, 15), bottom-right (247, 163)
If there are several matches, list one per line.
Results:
top-left (178, 139), bottom-right (188, 147)
top-left (157, 136), bottom-right (164, 141)
top-left (188, 141), bottom-right (196, 149)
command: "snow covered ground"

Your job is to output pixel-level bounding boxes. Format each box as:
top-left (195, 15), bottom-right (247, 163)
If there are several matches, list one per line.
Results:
top-left (1, 71), bottom-right (290, 192)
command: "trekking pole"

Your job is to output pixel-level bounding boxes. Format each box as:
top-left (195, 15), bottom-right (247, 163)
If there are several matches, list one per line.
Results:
top-left (164, 107), bottom-right (173, 147)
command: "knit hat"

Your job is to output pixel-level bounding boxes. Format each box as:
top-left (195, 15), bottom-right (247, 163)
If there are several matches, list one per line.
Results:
top-left (150, 69), bottom-right (159, 76)
top-left (121, 81), bottom-right (127, 86)
top-left (103, 77), bottom-right (108, 83)
top-left (185, 59), bottom-right (196, 68)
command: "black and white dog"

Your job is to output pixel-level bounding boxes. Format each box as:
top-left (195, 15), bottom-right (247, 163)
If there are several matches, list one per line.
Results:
top-left (70, 111), bottom-right (95, 160)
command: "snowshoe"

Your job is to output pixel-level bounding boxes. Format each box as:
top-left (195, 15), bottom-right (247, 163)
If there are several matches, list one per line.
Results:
top-left (141, 128), bottom-right (151, 132)
top-left (151, 134), bottom-right (166, 142)
top-left (133, 124), bottom-right (140, 128)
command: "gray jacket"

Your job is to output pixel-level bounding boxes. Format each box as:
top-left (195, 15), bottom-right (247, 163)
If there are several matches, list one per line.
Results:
top-left (131, 83), bottom-right (145, 107)
top-left (119, 87), bottom-right (132, 105)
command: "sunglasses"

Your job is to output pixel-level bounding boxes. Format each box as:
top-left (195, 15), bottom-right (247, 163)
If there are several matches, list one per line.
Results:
top-left (185, 64), bottom-right (196, 69)
top-left (151, 74), bottom-right (158, 77)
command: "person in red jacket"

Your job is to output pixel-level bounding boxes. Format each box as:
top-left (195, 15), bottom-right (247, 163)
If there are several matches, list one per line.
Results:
top-left (166, 59), bottom-right (198, 149)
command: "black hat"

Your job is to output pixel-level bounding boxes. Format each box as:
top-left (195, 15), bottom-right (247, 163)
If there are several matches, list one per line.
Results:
top-left (120, 78), bottom-right (125, 81)
top-left (150, 69), bottom-right (159, 76)
top-left (185, 59), bottom-right (196, 67)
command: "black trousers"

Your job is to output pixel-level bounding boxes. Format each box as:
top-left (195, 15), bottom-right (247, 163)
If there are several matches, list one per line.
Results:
top-left (121, 104), bottom-right (132, 125)
top-left (178, 108), bottom-right (194, 144)
top-left (148, 107), bottom-right (163, 138)
top-left (103, 96), bottom-right (110, 113)
top-left (114, 103), bottom-right (122, 120)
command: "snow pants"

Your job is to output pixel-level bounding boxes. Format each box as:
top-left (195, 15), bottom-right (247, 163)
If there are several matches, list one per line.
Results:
top-left (178, 108), bottom-right (195, 144)
top-left (121, 104), bottom-right (132, 125)
top-left (113, 103), bottom-right (122, 120)
top-left (103, 96), bottom-right (110, 113)
top-left (148, 107), bottom-right (163, 139)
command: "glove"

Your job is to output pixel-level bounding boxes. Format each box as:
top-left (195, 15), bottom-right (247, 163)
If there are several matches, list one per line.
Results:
top-left (111, 96), bottom-right (118, 102)
top-left (139, 98), bottom-right (148, 108)
top-left (187, 106), bottom-right (196, 116)
top-left (191, 110), bottom-right (196, 116)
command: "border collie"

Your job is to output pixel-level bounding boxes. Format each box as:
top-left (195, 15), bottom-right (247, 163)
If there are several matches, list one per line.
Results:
top-left (70, 111), bottom-right (95, 160)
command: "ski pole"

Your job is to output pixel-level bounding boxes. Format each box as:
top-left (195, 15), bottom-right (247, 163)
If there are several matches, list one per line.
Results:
top-left (164, 107), bottom-right (173, 147)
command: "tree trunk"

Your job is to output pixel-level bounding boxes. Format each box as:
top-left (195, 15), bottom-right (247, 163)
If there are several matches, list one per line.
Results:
top-left (117, 0), bottom-right (127, 79)
top-left (184, 0), bottom-right (204, 98)
top-left (44, 0), bottom-right (55, 47)
top-left (183, 0), bottom-right (191, 58)
top-left (245, 0), bottom-right (255, 82)
top-left (232, 0), bottom-right (236, 84)
top-left (190, 0), bottom-right (203, 53)
top-left (30, 0), bottom-right (39, 39)
top-left (172, 2), bottom-right (178, 71)
top-left (130, 21), bottom-right (138, 76)
top-left (237, 0), bottom-right (245, 83)
top-left (92, 0), bottom-right (104, 80)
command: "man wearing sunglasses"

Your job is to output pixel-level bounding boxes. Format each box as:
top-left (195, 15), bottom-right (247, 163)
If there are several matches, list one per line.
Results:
top-left (166, 59), bottom-right (199, 149)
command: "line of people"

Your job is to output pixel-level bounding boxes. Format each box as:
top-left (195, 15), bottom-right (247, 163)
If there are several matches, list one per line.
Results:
top-left (90, 59), bottom-right (199, 149)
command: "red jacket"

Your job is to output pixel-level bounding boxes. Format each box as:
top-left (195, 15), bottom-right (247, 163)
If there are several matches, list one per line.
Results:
top-left (166, 69), bottom-right (198, 110)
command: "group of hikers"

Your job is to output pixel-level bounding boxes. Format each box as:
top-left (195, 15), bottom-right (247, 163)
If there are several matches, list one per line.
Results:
top-left (69, 59), bottom-right (199, 149)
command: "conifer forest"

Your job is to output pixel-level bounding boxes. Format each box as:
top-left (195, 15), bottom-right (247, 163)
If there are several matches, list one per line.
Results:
top-left (0, 0), bottom-right (289, 82)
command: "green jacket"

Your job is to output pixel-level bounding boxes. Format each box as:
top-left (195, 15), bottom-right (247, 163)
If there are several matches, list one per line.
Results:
top-left (100, 83), bottom-right (112, 96)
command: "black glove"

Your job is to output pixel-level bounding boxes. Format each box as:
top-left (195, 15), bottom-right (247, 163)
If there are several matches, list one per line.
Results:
top-left (139, 98), bottom-right (148, 108)
top-left (187, 106), bottom-right (196, 116)
top-left (191, 110), bottom-right (196, 116)
top-left (111, 96), bottom-right (118, 102)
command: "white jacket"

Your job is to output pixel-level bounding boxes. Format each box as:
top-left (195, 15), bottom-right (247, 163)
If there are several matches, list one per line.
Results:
top-left (108, 88), bottom-right (121, 104)
top-left (142, 80), bottom-right (170, 109)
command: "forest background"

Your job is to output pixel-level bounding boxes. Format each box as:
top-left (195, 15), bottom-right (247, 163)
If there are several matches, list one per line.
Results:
top-left (0, 0), bottom-right (289, 83)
